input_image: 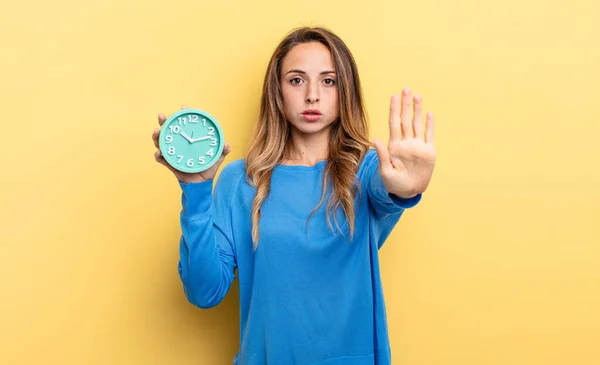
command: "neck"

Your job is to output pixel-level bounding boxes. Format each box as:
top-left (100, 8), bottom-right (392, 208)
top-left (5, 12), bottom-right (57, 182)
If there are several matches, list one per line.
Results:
top-left (282, 127), bottom-right (331, 166)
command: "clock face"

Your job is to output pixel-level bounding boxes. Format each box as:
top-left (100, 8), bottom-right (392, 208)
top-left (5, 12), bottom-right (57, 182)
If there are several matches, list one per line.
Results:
top-left (158, 108), bottom-right (225, 173)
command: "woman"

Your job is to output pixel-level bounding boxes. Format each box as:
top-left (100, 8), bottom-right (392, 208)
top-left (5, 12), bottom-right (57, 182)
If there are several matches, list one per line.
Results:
top-left (152, 26), bottom-right (436, 365)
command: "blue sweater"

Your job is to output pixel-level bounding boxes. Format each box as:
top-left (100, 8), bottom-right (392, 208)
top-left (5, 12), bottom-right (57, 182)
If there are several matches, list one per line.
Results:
top-left (177, 149), bottom-right (421, 365)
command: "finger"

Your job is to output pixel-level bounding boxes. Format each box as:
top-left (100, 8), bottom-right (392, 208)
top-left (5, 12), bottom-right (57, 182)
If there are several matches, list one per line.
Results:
top-left (215, 142), bottom-right (231, 165)
top-left (158, 112), bottom-right (166, 127)
top-left (388, 95), bottom-right (401, 141)
top-left (154, 149), bottom-right (165, 164)
top-left (154, 150), bottom-right (177, 172)
top-left (181, 104), bottom-right (188, 109)
top-left (400, 88), bottom-right (414, 139)
top-left (425, 112), bottom-right (435, 144)
top-left (373, 139), bottom-right (393, 174)
top-left (413, 95), bottom-right (424, 139)
top-left (222, 142), bottom-right (231, 156)
top-left (152, 128), bottom-right (160, 149)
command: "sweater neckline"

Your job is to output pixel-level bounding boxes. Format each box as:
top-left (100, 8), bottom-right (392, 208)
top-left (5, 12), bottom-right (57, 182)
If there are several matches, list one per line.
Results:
top-left (274, 160), bottom-right (327, 171)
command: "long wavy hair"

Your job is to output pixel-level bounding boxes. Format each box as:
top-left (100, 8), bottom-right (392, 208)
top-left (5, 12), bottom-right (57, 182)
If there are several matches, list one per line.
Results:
top-left (245, 26), bottom-right (371, 248)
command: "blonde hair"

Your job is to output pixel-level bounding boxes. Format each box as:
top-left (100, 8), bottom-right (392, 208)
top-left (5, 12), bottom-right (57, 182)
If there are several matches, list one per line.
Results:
top-left (245, 26), bottom-right (371, 248)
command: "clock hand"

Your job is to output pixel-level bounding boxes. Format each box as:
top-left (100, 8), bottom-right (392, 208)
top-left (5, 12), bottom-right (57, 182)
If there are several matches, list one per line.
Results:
top-left (179, 131), bottom-right (193, 143)
top-left (191, 135), bottom-right (211, 143)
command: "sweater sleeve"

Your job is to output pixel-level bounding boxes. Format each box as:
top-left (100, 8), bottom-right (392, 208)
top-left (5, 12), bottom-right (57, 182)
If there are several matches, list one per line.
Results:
top-left (177, 165), bottom-right (239, 309)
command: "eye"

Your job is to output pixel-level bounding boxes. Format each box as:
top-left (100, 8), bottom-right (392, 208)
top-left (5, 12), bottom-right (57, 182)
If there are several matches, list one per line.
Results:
top-left (323, 78), bottom-right (336, 86)
top-left (290, 77), bottom-right (303, 85)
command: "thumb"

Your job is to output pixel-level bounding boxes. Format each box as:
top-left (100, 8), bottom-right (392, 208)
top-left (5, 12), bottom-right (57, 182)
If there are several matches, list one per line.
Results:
top-left (373, 139), bottom-right (392, 174)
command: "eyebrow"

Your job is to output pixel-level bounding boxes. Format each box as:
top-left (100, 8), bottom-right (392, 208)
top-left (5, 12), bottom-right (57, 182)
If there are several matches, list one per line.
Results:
top-left (284, 69), bottom-right (336, 76)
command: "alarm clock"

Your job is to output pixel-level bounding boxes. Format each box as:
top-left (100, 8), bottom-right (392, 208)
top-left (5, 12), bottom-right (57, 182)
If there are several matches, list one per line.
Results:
top-left (158, 108), bottom-right (225, 173)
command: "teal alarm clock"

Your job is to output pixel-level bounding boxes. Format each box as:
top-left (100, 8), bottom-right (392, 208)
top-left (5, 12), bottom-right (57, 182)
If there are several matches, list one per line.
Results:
top-left (158, 108), bottom-right (225, 173)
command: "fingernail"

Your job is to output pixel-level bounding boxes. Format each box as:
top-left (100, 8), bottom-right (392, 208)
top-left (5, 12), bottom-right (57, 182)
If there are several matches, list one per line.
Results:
top-left (403, 88), bottom-right (411, 94)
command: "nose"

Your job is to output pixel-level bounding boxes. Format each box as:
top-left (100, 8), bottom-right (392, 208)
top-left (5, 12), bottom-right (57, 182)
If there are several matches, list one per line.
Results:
top-left (305, 83), bottom-right (319, 104)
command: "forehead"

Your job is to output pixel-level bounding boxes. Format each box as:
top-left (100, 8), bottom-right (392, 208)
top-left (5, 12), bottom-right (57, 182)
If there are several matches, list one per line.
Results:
top-left (281, 42), bottom-right (335, 73)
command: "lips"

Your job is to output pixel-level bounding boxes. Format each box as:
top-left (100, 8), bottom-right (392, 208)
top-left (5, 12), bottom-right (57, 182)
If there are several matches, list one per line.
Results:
top-left (301, 109), bottom-right (322, 116)
top-left (301, 113), bottom-right (322, 122)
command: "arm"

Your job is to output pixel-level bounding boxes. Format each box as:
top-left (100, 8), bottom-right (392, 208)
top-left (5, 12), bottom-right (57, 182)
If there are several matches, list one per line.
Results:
top-left (151, 105), bottom-right (236, 309)
top-left (177, 169), bottom-right (238, 309)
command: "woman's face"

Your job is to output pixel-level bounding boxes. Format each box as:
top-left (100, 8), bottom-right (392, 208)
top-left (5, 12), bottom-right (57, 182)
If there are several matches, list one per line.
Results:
top-left (280, 41), bottom-right (340, 137)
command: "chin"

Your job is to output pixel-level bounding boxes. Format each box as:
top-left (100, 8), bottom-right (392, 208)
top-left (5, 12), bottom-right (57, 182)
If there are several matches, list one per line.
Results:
top-left (291, 124), bottom-right (330, 136)
top-left (289, 119), bottom-right (335, 136)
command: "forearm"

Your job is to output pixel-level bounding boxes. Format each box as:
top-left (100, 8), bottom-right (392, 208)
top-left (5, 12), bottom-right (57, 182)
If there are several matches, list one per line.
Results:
top-left (178, 180), bottom-right (236, 309)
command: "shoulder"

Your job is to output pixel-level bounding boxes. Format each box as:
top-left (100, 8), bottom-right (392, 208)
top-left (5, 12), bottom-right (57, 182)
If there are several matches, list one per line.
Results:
top-left (357, 148), bottom-right (379, 177)
top-left (361, 148), bottom-right (378, 165)
top-left (214, 158), bottom-right (246, 193)
top-left (219, 158), bottom-right (246, 178)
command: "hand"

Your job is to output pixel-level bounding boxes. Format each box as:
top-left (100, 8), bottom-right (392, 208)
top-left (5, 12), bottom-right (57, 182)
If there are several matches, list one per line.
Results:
top-left (152, 104), bottom-right (231, 184)
top-left (373, 88), bottom-right (436, 198)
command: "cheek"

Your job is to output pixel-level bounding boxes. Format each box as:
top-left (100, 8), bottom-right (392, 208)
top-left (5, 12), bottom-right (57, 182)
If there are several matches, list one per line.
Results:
top-left (280, 88), bottom-right (296, 120)
top-left (282, 90), bottom-right (294, 107)
top-left (281, 86), bottom-right (302, 110)
top-left (328, 90), bottom-right (340, 113)
top-left (281, 88), bottom-right (292, 105)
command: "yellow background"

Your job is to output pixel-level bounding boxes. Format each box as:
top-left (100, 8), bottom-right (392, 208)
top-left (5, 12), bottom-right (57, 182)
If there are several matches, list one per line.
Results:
top-left (1, 0), bottom-right (599, 364)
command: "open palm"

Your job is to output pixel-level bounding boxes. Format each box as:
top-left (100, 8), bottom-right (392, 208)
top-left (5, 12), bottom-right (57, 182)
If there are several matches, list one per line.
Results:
top-left (373, 88), bottom-right (436, 198)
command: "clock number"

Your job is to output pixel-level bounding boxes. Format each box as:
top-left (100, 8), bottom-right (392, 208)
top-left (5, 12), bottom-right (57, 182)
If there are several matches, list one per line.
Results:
top-left (177, 155), bottom-right (184, 163)
top-left (190, 115), bottom-right (199, 123)
top-left (169, 126), bottom-right (181, 134)
top-left (168, 147), bottom-right (176, 155)
top-left (208, 127), bottom-right (215, 136)
top-left (210, 138), bottom-right (217, 146)
top-left (202, 118), bottom-right (207, 127)
top-left (206, 148), bottom-right (214, 157)
top-left (166, 135), bottom-right (173, 143)
top-left (178, 117), bottom-right (187, 126)
top-left (187, 158), bottom-right (194, 167)
top-left (198, 157), bottom-right (205, 164)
